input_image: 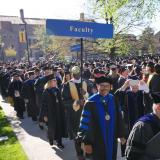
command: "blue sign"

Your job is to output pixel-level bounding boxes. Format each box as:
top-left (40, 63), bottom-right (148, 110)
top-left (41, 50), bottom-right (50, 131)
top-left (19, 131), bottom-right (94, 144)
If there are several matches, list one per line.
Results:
top-left (70, 44), bottom-right (81, 52)
top-left (46, 19), bottom-right (113, 39)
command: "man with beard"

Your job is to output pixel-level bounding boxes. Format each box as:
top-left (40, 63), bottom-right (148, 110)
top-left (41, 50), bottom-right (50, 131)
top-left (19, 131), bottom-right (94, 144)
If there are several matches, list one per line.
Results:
top-left (77, 76), bottom-right (126, 160)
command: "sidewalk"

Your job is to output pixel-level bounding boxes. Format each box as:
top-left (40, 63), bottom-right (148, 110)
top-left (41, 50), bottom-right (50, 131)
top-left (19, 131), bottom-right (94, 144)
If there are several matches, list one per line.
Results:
top-left (0, 96), bottom-right (125, 160)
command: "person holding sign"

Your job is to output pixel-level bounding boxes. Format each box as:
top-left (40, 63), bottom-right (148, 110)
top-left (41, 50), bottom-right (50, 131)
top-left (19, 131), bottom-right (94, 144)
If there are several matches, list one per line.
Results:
top-left (125, 92), bottom-right (160, 160)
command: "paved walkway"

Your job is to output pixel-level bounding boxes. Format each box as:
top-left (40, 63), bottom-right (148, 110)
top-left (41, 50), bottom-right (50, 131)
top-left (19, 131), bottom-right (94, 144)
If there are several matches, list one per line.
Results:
top-left (0, 96), bottom-right (125, 160)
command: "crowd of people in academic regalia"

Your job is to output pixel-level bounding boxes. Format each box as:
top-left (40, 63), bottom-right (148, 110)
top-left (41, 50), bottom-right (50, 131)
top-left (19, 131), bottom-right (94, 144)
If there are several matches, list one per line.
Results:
top-left (0, 54), bottom-right (160, 160)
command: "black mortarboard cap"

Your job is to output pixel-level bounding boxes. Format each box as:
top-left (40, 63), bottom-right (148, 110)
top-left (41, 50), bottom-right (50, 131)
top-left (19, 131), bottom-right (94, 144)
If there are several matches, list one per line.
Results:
top-left (109, 63), bottom-right (117, 69)
top-left (95, 76), bottom-right (112, 84)
top-left (11, 72), bottom-right (20, 77)
top-left (134, 66), bottom-right (142, 73)
top-left (147, 62), bottom-right (154, 68)
top-left (128, 75), bottom-right (139, 80)
top-left (119, 66), bottom-right (128, 73)
top-left (45, 73), bottom-right (56, 81)
top-left (27, 71), bottom-right (35, 76)
top-left (151, 93), bottom-right (160, 104)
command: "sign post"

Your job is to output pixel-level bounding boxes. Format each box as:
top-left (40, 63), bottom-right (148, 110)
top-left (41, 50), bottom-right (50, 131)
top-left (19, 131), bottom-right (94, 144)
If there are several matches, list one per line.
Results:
top-left (70, 44), bottom-right (81, 62)
top-left (70, 44), bottom-right (81, 52)
top-left (46, 19), bottom-right (113, 39)
top-left (46, 18), bottom-right (113, 86)
top-left (20, 9), bottom-right (30, 64)
top-left (80, 38), bottom-right (83, 86)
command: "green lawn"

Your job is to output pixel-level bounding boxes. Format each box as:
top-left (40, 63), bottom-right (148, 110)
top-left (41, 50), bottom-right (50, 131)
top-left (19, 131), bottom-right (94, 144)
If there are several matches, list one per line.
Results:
top-left (0, 108), bottom-right (28, 160)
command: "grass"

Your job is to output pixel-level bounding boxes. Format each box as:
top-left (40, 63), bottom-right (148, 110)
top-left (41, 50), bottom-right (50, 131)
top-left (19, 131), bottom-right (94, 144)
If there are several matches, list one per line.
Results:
top-left (0, 107), bottom-right (28, 160)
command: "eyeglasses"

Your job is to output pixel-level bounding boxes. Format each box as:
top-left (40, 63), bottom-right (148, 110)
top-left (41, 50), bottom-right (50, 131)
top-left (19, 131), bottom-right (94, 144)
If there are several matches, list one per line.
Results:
top-left (99, 84), bottom-right (110, 87)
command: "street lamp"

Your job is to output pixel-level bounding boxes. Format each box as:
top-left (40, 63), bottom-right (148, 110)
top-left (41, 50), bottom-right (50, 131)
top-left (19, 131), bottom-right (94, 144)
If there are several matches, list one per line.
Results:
top-left (20, 9), bottom-right (30, 64)
top-left (0, 42), bottom-right (4, 62)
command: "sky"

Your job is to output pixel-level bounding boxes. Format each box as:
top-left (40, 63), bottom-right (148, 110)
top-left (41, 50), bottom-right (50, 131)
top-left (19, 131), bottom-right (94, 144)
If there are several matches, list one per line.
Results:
top-left (0, 0), bottom-right (86, 19)
top-left (0, 0), bottom-right (160, 35)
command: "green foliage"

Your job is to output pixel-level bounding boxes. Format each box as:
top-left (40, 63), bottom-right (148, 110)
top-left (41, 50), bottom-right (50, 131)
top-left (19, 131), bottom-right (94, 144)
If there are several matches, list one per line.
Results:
top-left (50, 37), bottom-right (75, 55)
top-left (95, 34), bottom-right (133, 56)
top-left (139, 27), bottom-right (156, 54)
top-left (92, 0), bottom-right (159, 30)
top-left (0, 109), bottom-right (28, 160)
top-left (56, 54), bottom-right (67, 63)
top-left (33, 26), bottom-right (54, 54)
top-left (0, 33), bottom-right (3, 47)
top-left (87, 0), bottom-right (160, 56)
top-left (33, 26), bottom-right (77, 56)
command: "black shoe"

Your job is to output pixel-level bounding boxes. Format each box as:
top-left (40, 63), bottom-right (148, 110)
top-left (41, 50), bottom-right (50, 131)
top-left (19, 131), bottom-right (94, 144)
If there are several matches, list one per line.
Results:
top-left (39, 124), bottom-right (44, 130)
top-left (57, 143), bottom-right (64, 149)
top-left (49, 140), bottom-right (53, 146)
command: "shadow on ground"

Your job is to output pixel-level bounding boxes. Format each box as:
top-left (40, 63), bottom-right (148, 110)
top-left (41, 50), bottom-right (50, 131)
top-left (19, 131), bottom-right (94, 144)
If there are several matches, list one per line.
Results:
top-left (6, 113), bottom-right (48, 142)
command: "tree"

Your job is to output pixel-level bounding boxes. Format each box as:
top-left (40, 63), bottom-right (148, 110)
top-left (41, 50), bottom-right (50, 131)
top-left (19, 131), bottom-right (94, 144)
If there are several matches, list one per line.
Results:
top-left (139, 27), bottom-right (156, 54)
top-left (0, 33), bottom-right (4, 61)
top-left (32, 26), bottom-right (78, 58)
top-left (89, 0), bottom-right (159, 32)
top-left (32, 26), bottom-right (54, 54)
top-left (95, 34), bottom-right (134, 57)
top-left (86, 0), bottom-right (160, 56)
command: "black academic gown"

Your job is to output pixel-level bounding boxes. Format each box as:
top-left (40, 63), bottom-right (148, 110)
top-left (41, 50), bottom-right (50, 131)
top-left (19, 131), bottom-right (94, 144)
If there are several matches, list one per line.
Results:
top-left (115, 89), bottom-right (145, 156)
top-left (117, 76), bottom-right (126, 88)
top-left (78, 93), bottom-right (125, 160)
top-left (61, 81), bottom-right (83, 139)
top-left (110, 74), bottom-right (119, 94)
top-left (8, 80), bottom-right (25, 118)
top-left (41, 87), bottom-right (66, 142)
top-left (34, 74), bottom-right (54, 119)
top-left (21, 79), bottom-right (38, 120)
top-left (115, 90), bottom-right (145, 132)
top-left (126, 91), bottom-right (145, 129)
top-left (125, 113), bottom-right (160, 160)
top-left (149, 73), bottom-right (160, 92)
top-left (0, 71), bottom-right (10, 98)
top-left (0, 71), bottom-right (4, 95)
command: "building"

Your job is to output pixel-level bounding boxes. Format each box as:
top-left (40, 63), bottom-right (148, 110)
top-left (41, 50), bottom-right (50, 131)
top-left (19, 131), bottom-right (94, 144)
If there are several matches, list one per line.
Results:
top-left (1, 14), bottom-right (159, 62)
top-left (0, 15), bottom-right (45, 61)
